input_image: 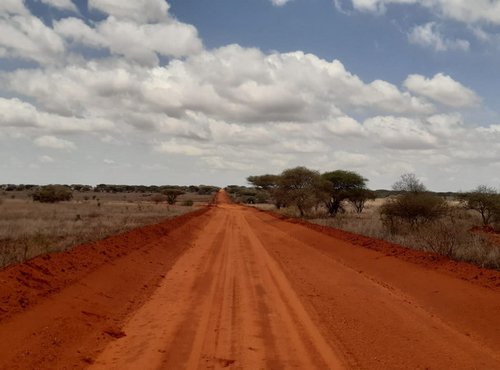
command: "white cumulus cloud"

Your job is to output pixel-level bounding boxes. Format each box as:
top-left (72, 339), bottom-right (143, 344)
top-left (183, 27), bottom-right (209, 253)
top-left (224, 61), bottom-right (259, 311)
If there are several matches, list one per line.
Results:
top-left (0, 0), bottom-right (30, 15)
top-left (364, 116), bottom-right (438, 150)
top-left (404, 73), bottom-right (480, 107)
top-left (88, 0), bottom-right (170, 23)
top-left (96, 16), bottom-right (202, 64)
top-left (54, 17), bottom-right (106, 47)
top-left (0, 12), bottom-right (65, 64)
top-left (0, 97), bottom-right (115, 133)
top-left (5, 46), bottom-right (436, 132)
top-left (55, 14), bottom-right (203, 65)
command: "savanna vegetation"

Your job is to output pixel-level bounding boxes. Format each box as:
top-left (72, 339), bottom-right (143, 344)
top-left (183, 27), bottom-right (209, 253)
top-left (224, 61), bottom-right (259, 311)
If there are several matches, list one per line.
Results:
top-left (229, 167), bottom-right (500, 269)
top-left (0, 184), bottom-right (219, 269)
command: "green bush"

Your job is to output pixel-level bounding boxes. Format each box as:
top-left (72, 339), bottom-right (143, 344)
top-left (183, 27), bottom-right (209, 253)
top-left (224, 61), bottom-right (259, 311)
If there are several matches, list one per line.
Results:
top-left (32, 185), bottom-right (73, 203)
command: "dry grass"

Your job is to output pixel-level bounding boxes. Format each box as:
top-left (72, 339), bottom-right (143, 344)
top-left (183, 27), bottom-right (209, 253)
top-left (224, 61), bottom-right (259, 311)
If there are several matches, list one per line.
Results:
top-left (255, 199), bottom-right (500, 270)
top-left (0, 191), bottom-right (214, 269)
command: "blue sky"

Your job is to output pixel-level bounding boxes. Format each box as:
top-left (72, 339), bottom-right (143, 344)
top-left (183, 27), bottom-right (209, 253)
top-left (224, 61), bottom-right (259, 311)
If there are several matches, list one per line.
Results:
top-left (170, 0), bottom-right (500, 111)
top-left (1, 0), bottom-right (500, 190)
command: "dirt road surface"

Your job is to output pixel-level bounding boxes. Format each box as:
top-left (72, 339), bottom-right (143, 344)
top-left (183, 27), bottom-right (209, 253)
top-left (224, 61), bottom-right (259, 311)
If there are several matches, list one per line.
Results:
top-left (1, 191), bottom-right (499, 369)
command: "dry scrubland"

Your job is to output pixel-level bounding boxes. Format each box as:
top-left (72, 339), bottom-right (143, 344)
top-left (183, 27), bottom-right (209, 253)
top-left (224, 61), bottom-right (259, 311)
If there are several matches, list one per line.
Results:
top-left (255, 199), bottom-right (500, 269)
top-left (2, 192), bottom-right (499, 369)
top-left (240, 169), bottom-right (500, 270)
top-left (0, 191), bottom-right (213, 269)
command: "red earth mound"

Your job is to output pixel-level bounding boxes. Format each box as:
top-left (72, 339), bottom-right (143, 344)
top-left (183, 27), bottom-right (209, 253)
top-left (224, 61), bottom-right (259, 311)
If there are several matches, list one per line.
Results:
top-left (0, 206), bottom-right (210, 323)
top-left (258, 209), bottom-right (500, 290)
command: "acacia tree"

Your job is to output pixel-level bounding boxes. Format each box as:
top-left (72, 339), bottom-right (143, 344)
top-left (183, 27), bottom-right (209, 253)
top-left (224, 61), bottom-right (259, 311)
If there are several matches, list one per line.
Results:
top-left (162, 189), bottom-right (184, 205)
top-left (278, 167), bottom-right (323, 216)
top-left (247, 174), bottom-right (288, 208)
top-left (459, 185), bottom-right (500, 226)
top-left (247, 174), bottom-right (280, 190)
top-left (321, 170), bottom-right (367, 216)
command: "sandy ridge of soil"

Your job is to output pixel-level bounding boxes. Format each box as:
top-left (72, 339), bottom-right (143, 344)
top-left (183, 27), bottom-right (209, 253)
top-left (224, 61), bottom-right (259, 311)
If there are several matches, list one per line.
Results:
top-left (0, 206), bottom-right (211, 323)
top-left (0, 206), bottom-right (214, 369)
top-left (255, 208), bottom-right (500, 290)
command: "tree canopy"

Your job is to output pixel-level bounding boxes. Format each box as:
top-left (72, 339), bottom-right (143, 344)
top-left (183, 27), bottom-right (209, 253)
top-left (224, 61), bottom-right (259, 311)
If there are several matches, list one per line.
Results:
top-left (392, 173), bottom-right (426, 193)
top-left (278, 167), bottom-right (323, 216)
top-left (247, 174), bottom-right (280, 190)
top-left (459, 185), bottom-right (500, 226)
top-left (321, 170), bottom-right (368, 216)
top-left (246, 167), bottom-right (372, 217)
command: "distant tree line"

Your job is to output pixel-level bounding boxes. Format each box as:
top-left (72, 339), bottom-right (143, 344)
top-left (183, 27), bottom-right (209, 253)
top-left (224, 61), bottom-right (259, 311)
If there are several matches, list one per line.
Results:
top-left (1, 184), bottom-right (219, 195)
top-left (1, 184), bottom-right (220, 204)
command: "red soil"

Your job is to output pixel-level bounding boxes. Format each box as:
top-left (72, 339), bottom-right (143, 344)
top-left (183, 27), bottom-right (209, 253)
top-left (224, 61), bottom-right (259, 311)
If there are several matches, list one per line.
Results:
top-left (0, 193), bottom-right (499, 369)
top-left (263, 210), bottom-right (500, 290)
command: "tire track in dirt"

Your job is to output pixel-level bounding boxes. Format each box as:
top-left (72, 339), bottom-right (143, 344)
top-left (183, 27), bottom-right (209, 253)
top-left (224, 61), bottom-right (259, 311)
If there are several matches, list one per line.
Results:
top-left (244, 207), bottom-right (500, 369)
top-left (90, 199), bottom-right (343, 369)
top-left (236, 211), bottom-right (342, 369)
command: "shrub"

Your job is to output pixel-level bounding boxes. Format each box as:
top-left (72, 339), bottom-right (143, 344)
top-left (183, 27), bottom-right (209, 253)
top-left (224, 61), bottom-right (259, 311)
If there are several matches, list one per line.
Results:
top-left (380, 192), bottom-right (448, 232)
top-left (380, 173), bottom-right (448, 233)
top-left (182, 199), bottom-right (194, 206)
top-left (32, 185), bottom-right (73, 203)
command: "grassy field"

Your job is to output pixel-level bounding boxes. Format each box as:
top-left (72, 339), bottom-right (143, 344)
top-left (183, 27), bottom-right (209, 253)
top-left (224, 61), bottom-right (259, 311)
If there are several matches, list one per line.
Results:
top-left (0, 191), bottom-right (214, 269)
top-left (254, 199), bottom-right (500, 269)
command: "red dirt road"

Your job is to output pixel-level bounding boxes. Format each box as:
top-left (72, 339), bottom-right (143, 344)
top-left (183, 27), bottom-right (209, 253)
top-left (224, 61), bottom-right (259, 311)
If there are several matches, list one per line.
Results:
top-left (1, 191), bottom-right (500, 369)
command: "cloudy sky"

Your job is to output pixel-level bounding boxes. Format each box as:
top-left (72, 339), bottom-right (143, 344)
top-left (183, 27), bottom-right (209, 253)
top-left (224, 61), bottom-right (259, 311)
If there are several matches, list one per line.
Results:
top-left (1, 0), bottom-right (500, 190)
